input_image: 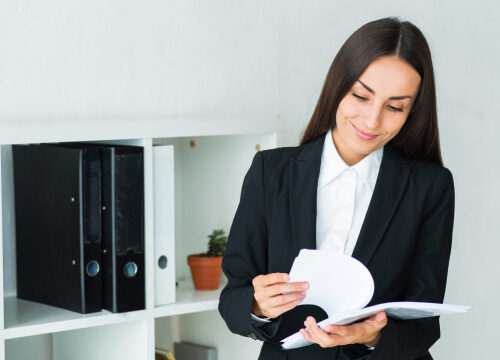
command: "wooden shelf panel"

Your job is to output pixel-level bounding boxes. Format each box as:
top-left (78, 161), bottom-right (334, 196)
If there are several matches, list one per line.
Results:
top-left (3, 281), bottom-right (222, 339)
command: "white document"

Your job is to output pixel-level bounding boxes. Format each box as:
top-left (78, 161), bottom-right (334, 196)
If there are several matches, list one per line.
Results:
top-left (287, 250), bottom-right (374, 317)
top-left (281, 250), bottom-right (469, 350)
top-left (153, 145), bottom-right (176, 306)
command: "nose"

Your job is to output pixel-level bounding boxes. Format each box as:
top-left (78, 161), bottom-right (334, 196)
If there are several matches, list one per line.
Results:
top-left (364, 104), bottom-right (383, 130)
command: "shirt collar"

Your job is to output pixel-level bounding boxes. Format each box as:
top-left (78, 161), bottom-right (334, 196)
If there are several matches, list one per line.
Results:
top-left (318, 128), bottom-right (383, 191)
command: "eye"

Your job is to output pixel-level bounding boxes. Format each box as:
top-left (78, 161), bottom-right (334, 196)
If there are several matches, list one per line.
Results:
top-left (352, 93), bottom-right (367, 101)
top-left (388, 105), bottom-right (403, 113)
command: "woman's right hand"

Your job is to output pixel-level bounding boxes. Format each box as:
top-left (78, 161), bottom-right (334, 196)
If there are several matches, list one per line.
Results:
top-left (251, 273), bottom-right (309, 319)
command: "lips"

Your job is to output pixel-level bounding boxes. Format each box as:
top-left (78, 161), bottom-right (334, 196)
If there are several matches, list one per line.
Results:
top-left (353, 124), bottom-right (377, 140)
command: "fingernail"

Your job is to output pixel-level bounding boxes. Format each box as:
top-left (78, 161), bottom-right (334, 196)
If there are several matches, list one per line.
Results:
top-left (302, 282), bottom-right (309, 289)
top-left (300, 291), bottom-right (306, 296)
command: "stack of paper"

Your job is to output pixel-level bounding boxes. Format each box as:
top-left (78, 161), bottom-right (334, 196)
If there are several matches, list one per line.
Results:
top-left (287, 250), bottom-right (374, 317)
top-left (281, 250), bottom-right (469, 349)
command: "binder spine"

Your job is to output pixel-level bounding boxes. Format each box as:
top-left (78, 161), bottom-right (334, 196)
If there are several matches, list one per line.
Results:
top-left (153, 145), bottom-right (176, 306)
top-left (102, 146), bottom-right (145, 313)
top-left (82, 149), bottom-right (103, 313)
top-left (114, 148), bottom-right (145, 312)
top-left (102, 148), bottom-right (116, 312)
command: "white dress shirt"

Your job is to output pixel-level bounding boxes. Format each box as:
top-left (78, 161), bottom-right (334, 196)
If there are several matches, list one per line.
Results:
top-left (252, 129), bottom-right (384, 351)
top-left (316, 128), bottom-right (383, 255)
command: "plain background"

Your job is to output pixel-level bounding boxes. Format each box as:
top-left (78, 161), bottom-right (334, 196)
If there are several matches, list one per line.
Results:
top-left (1, 1), bottom-right (498, 359)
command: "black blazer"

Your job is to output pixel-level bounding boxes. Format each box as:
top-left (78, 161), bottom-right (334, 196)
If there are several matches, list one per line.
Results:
top-left (219, 133), bottom-right (455, 360)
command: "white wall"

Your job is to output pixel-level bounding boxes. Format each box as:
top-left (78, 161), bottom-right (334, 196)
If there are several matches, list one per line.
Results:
top-left (0, 0), bottom-right (280, 121)
top-left (1, 1), bottom-right (497, 359)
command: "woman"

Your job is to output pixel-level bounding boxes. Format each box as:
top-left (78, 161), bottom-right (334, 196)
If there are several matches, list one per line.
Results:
top-left (219, 17), bottom-right (454, 360)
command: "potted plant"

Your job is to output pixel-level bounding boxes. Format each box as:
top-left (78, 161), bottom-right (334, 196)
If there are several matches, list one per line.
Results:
top-left (187, 229), bottom-right (227, 290)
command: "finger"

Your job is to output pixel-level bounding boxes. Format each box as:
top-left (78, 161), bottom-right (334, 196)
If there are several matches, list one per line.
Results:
top-left (301, 323), bottom-right (322, 345)
top-left (369, 311), bottom-right (386, 321)
top-left (265, 297), bottom-right (304, 318)
top-left (299, 328), bottom-right (315, 343)
top-left (364, 311), bottom-right (387, 327)
top-left (315, 322), bottom-right (352, 346)
top-left (252, 273), bottom-right (289, 287)
top-left (263, 281), bottom-right (309, 298)
top-left (267, 291), bottom-right (306, 308)
top-left (254, 287), bottom-right (305, 303)
top-left (304, 317), bottom-right (339, 347)
top-left (375, 311), bottom-right (387, 322)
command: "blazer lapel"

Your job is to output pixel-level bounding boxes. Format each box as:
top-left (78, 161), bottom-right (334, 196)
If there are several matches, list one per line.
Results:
top-left (351, 145), bottom-right (411, 267)
top-left (289, 134), bottom-right (326, 252)
top-left (288, 134), bottom-right (411, 266)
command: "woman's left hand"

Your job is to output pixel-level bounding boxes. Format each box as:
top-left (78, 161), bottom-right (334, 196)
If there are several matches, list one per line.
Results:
top-left (299, 311), bottom-right (387, 348)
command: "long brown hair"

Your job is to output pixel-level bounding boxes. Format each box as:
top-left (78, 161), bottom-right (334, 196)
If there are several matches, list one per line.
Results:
top-left (300, 17), bottom-right (442, 165)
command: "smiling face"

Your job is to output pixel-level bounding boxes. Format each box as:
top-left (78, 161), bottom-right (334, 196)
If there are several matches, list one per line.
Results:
top-left (332, 55), bottom-right (422, 166)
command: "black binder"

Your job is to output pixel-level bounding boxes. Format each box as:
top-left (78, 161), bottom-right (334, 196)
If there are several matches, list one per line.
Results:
top-left (100, 145), bottom-right (145, 313)
top-left (13, 144), bottom-right (103, 314)
top-left (52, 142), bottom-right (146, 312)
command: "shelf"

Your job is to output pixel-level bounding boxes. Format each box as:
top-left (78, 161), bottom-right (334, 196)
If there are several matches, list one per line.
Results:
top-left (3, 281), bottom-right (222, 340)
top-left (3, 297), bottom-right (148, 340)
top-left (0, 128), bottom-right (276, 360)
top-left (0, 117), bottom-right (284, 145)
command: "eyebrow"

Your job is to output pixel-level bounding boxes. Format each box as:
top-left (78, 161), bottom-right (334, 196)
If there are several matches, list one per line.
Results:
top-left (357, 80), bottom-right (412, 100)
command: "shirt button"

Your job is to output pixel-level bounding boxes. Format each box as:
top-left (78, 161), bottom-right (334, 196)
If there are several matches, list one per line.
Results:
top-left (249, 333), bottom-right (257, 340)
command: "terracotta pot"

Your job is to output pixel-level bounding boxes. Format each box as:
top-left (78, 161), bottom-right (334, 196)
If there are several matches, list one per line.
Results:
top-left (187, 254), bottom-right (223, 290)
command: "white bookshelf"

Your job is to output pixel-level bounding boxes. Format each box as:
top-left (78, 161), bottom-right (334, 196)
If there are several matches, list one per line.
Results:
top-left (0, 118), bottom-right (282, 360)
top-left (3, 280), bottom-right (221, 340)
top-left (3, 296), bottom-right (150, 340)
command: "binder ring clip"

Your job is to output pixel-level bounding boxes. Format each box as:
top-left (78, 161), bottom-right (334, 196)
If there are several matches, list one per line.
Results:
top-left (124, 262), bottom-right (138, 278)
top-left (86, 260), bottom-right (100, 277)
top-left (158, 255), bottom-right (168, 269)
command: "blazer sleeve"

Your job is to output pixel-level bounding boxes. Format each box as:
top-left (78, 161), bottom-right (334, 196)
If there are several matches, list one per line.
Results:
top-left (218, 151), bottom-right (282, 341)
top-left (342, 167), bottom-right (455, 360)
